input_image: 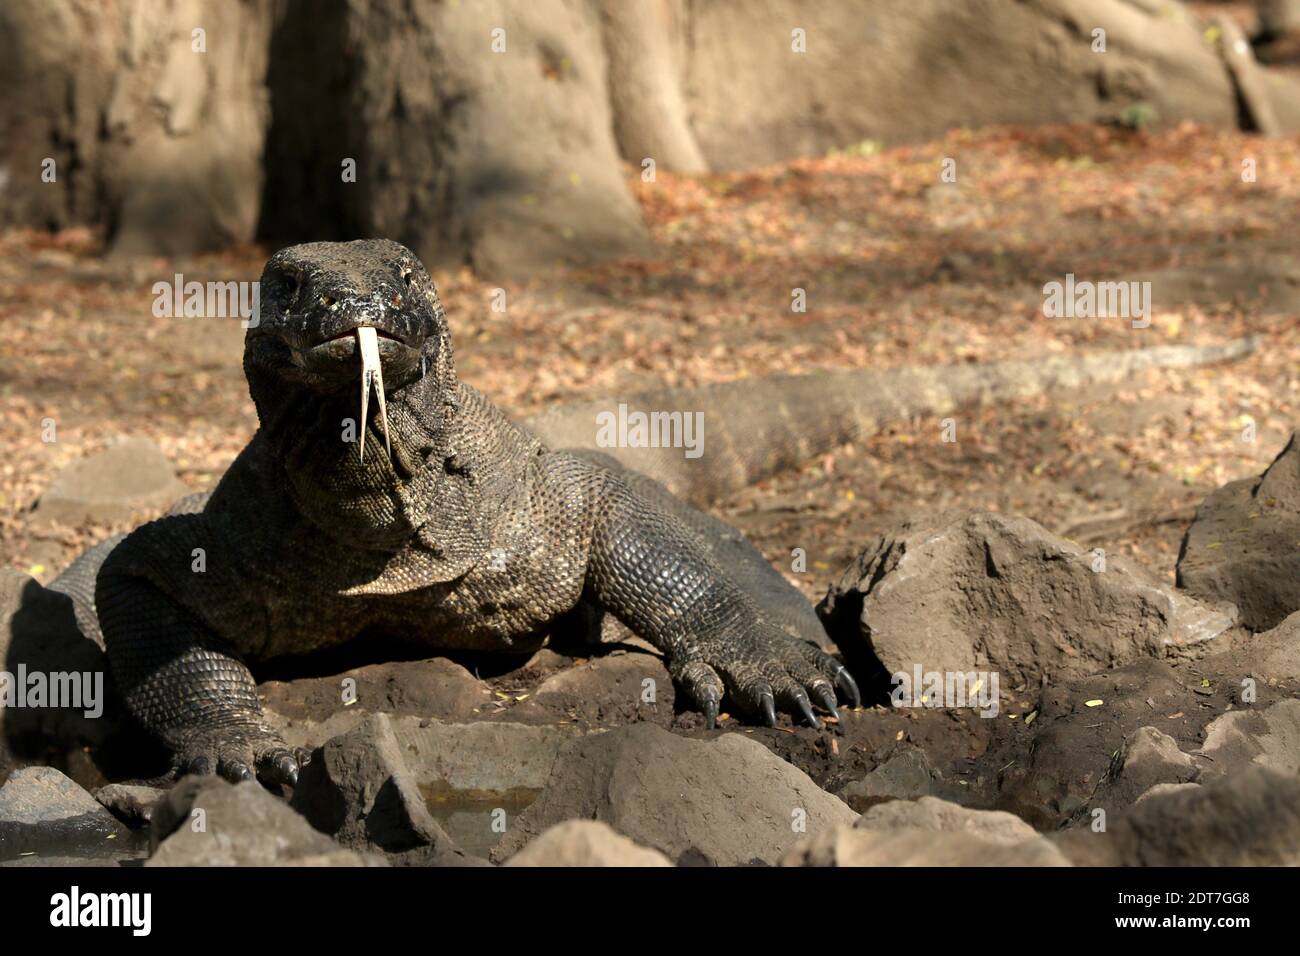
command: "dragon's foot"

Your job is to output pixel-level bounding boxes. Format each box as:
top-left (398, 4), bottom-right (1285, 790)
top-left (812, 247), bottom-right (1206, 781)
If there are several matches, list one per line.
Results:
top-left (170, 725), bottom-right (311, 787)
top-left (669, 627), bottom-right (860, 730)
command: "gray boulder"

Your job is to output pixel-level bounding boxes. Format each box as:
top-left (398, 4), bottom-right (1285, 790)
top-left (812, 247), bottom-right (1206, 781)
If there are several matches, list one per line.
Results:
top-left (289, 713), bottom-right (483, 865)
top-left (93, 783), bottom-right (167, 828)
top-left (819, 510), bottom-right (1236, 690)
top-left (1196, 698), bottom-right (1300, 778)
top-left (32, 437), bottom-right (188, 527)
top-left (1178, 431), bottom-right (1300, 631)
top-left (503, 820), bottom-right (672, 867)
top-left (0, 766), bottom-right (130, 857)
top-left (856, 796), bottom-right (1041, 846)
top-left (1055, 766), bottom-right (1300, 866)
top-left (148, 776), bottom-right (378, 867)
top-left (835, 750), bottom-right (942, 810)
top-left (492, 723), bottom-right (856, 866)
top-left (781, 826), bottom-right (1071, 867)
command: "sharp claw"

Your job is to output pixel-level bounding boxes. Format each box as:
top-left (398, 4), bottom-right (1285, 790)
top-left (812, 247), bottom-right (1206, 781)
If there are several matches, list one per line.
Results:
top-left (226, 762), bottom-right (254, 783)
top-left (702, 694), bottom-right (719, 731)
top-left (796, 694), bottom-right (820, 729)
top-left (815, 686), bottom-right (840, 720)
top-left (276, 754), bottom-right (299, 786)
top-left (834, 665), bottom-right (862, 708)
top-left (760, 691), bottom-right (777, 727)
top-left (187, 756), bottom-right (212, 777)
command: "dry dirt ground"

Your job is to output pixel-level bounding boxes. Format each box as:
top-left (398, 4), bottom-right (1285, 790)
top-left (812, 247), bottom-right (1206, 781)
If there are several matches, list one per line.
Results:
top-left (1, 124), bottom-right (1297, 820)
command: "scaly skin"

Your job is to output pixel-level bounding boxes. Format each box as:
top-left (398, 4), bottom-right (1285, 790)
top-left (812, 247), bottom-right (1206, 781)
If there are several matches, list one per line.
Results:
top-left (93, 240), bottom-right (858, 785)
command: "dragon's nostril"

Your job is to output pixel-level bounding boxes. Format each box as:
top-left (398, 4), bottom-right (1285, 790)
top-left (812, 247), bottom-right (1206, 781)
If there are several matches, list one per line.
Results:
top-left (320, 295), bottom-right (336, 307)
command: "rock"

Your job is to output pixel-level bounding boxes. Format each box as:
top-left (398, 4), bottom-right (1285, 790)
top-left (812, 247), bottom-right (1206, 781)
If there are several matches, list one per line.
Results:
top-left (289, 713), bottom-right (479, 865)
top-left (1178, 432), bottom-right (1300, 632)
top-left (819, 511), bottom-right (1236, 691)
top-left (32, 437), bottom-right (188, 527)
top-left (1096, 727), bottom-right (1197, 809)
top-left (1197, 699), bottom-right (1300, 778)
top-left (781, 827), bottom-right (1070, 867)
top-left (261, 657), bottom-right (490, 722)
top-left (292, 713), bottom-right (574, 863)
top-left (1250, 612), bottom-right (1300, 681)
top-left (0, 766), bottom-right (130, 857)
top-left (260, 656), bottom-right (493, 749)
top-left (522, 650), bottom-right (675, 725)
top-left (1054, 767), bottom-right (1300, 866)
top-left (503, 820), bottom-right (672, 867)
top-left (492, 723), bottom-right (856, 866)
top-left (1135, 782), bottom-right (1201, 805)
top-left (148, 776), bottom-right (379, 867)
top-left (93, 784), bottom-right (167, 828)
top-left (835, 750), bottom-right (941, 810)
top-left (856, 796), bottom-right (1040, 846)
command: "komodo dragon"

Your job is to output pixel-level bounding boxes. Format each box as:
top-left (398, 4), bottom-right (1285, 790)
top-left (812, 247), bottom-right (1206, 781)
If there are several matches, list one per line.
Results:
top-left (50, 239), bottom-right (1256, 785)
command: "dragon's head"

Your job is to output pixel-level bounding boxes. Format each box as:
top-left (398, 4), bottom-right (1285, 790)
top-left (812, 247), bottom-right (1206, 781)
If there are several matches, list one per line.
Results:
top-left (244, 239), bottom-right (456, 465)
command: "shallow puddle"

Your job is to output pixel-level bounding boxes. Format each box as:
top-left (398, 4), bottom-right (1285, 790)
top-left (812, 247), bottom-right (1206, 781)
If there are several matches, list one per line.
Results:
top-left (0, 827), bottom-right (151, 867)
top-left (418, 781), bottom-right (542, 859)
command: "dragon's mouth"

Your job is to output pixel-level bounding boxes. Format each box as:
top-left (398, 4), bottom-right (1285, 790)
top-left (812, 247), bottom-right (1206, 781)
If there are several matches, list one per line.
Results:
top-left (281, 326), bottom-right (419, 464)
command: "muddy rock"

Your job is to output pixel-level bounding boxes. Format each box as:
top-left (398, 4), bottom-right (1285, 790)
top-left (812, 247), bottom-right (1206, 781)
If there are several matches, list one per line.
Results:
top-left (520, 649), bottom-right (675, 726)
top-left (261, 656), bottom-right (492, 750)
top-left (1096, 726), bottom-right (1198, 809)
top-left (835, 749), bottom-right (942, 810)
top-left (503, 820), bottom-right (672, 867)
top-left (1249, 612), bottom-right (1300, 682)
top-left (781, 826), bottom-right (1070, 867)
top-left (290, 713), bottom-right (482, 865)
top-left (1178, 432), bottom-right (1300, 632)
top-left (1210, 610), bottom-right (1300, 684)
top-left (492, 723), bottom-right (856, 866)
top-left (149, 776), bottom-right (379, 867)
top-left (0, 766), bottom-right (130, 857)
top-left (1055, 766), bottom-right (1300, 866)
top-left (1196, 699), bottom-right (1300, 778)
top-left (820, 511), bottom-right (1236, 693)
top-left (32, 437), bottom-right (188, 528)
top-left (93, 783), bottom-right (167, 828)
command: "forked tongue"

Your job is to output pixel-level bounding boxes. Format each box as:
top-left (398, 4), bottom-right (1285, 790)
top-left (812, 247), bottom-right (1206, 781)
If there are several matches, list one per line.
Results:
top-left (356, 326), bottom-right (391, 463)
